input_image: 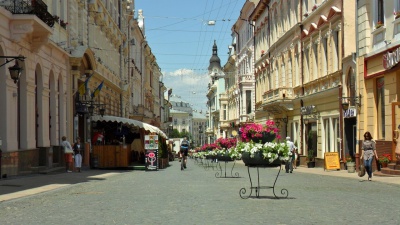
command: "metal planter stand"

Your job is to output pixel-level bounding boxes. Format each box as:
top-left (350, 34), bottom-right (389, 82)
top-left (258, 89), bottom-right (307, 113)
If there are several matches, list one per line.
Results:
top-left (215, 160), bottom-right (240, 178)
top-left (239, 163), bottom-right (289, 199)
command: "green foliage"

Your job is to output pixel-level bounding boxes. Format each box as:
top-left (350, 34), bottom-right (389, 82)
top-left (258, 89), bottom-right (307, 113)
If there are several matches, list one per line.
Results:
top-left (158, 135), bottom-right (168, 158)
top-left (307, 149), bottom-right (314, 162)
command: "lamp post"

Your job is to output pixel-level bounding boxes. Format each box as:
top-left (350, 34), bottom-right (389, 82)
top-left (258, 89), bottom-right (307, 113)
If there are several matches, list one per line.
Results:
top-left (0, 56), bottom-right (26, 83)
top-left (339, 94), bottom-right (362, 110)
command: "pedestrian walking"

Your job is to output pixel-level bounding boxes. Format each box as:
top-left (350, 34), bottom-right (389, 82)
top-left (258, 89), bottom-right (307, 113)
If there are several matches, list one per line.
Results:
top-left (73, 137), bottom-right (83, 172)
top-left (361, 131), bottom-right (379, 181)
top-left (285, 137), bottom-right (297, 173)
top-left (394, 125), bottom-right (400, 163)
top-left (61, 136), bottom-right (73, 173)
top-left (293, 149), bottom-right (298, 169)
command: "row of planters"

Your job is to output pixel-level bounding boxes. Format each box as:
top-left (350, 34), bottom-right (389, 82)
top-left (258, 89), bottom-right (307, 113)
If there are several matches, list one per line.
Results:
top-left (192, 120), bottom-right (290, 166)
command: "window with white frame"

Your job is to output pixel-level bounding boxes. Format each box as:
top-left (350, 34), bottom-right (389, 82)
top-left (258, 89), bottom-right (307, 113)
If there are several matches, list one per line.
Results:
top-left (375, 0), bottom-right (384, 26)
top-left (323, 117), bottom-right (340, 153)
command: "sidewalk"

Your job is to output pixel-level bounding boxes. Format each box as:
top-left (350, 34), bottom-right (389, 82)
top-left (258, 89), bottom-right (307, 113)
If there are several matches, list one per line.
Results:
top-left (0, 167), bottom-right (128, 202)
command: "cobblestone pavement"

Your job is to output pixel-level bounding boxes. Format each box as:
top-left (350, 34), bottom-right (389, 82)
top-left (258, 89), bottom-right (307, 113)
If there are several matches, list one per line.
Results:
top-left (0, 159), bottom-right (399, 225)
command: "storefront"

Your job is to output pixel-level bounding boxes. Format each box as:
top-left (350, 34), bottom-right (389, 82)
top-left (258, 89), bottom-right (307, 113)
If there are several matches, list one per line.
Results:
top-left (90, 115), bottom-right (168, 168)
top-left (360, 45), bottom-right (400, 170)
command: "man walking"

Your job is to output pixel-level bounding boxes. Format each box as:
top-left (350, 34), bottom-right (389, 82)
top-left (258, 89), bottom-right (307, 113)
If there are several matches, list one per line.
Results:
top-left (285, 137), bottom-right (297, 173)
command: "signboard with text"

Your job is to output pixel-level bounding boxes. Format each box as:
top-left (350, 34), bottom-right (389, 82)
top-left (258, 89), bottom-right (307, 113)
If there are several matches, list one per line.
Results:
top-left (145, 135), bottom-right (158, 171)
top-left (324, 152), bottom-right (341, 170)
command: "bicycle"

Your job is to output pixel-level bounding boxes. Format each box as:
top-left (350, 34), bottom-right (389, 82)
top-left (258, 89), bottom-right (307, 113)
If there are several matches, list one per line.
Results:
top-left (180, 146), bottom-right (188, 170)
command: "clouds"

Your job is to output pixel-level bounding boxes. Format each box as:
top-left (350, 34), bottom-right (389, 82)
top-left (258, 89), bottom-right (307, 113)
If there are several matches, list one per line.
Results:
top-left (163, 68), bottom-right (209, 112)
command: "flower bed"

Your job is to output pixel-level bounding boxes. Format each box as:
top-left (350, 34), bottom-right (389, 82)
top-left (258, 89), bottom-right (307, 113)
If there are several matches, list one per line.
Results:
top-left (239, 120), bottom-right (280, 143)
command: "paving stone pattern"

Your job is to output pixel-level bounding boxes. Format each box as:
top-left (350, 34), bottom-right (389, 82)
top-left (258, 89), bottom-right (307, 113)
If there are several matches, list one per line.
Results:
top-left (0, 159), bottom-right (399, 225)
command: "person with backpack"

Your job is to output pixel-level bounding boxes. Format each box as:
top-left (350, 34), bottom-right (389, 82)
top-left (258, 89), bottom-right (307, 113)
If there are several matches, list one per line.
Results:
top-left (180, 137), bottom-right (189, 170)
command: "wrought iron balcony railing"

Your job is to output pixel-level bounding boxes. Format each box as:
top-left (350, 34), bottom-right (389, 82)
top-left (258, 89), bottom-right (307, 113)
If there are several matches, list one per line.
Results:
top-left (2, 0), bottom-right (55, 27)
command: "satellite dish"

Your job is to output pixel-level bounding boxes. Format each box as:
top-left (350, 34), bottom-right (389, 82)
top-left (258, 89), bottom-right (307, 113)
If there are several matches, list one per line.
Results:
top-left (232, 130), bottom-right (237, 137)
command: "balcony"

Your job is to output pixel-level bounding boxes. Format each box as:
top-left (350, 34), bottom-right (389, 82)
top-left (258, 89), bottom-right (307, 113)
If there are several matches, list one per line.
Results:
top-left (238, 74), bottom-right (253, 86)
top-left (2, 0), bottom-right (54, 50)
top-left (259, 87), bottom-right (294, 115)
top-left (3, 0), bottom-right (55, 27)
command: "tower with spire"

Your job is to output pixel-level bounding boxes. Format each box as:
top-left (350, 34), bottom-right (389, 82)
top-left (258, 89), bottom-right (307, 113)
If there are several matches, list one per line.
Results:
top-left (208, 40), bottom-right (224, 79)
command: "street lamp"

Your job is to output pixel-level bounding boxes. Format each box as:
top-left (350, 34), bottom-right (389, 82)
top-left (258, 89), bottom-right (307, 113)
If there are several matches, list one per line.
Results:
top-left (340, 94), bottom-right (362, 110)
top-left (0, 56), bottom-right (26, 83)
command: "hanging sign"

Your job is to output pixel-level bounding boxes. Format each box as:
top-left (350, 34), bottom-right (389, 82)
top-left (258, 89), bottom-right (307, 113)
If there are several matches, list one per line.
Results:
top-left (343, 108), bottom-right (357, 118)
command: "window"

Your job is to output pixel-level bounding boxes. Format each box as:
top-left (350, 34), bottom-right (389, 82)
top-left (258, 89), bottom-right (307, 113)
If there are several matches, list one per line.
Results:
top-left (246, 90), bottom-right (252, 114)
top-left (322, 38), bottom-right (328, 75)
top-left (323, 118), bottom-right (331, 152)
top-left (288, 57), bottom-right (293, 87)
top-left (174, 118), bottom-right (177, 125)
top-left (223, 104), bottom-right (227, 120)
top-left (182, 119), bottom-right (186, 124)
top-left (295, 52), bottom-right (300, 86)
top-left (281, 61), bottom-right (286, 87)
top-left (267, 71), bottom-right (272, 91)
top-left (376, 0), bottom-right (384, 25)
top-left (376, 77), bottom-right (385, 139)
top-left (333, 31), bottom-right (339, 71)
top-left (304, 48), bottom-right (310, 82)
top-left (313, 43), bottom-right (318, 79)
top-left (275, 63), bottom-right (279, 89)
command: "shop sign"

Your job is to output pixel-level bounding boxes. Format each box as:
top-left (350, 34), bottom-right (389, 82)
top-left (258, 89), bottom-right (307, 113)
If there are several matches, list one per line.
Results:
top-left (343, 107), bottom-right (357, 118)
top-left (145, 135), bottom-right (159, 171)
top-left (383, 47), bottom-right (400, 70)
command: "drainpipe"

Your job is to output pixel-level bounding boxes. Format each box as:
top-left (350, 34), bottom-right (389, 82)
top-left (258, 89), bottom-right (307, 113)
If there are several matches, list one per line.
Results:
top-left (355, 0), bottom-right (360, 170)
top-left (299, 0), bottom-right (304, 156)
top-left (119, 0), bottom-right (124, 117)
top-left (340, 0), bottom-right (345, 163)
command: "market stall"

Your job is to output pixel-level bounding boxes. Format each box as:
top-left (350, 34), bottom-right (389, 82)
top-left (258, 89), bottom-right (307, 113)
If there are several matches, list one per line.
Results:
top-left (90, 115), bottom-right (167, 168)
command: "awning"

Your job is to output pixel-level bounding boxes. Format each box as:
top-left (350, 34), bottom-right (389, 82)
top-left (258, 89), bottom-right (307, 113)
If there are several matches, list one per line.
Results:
top-left (91, 115), bottom-right (168, 138)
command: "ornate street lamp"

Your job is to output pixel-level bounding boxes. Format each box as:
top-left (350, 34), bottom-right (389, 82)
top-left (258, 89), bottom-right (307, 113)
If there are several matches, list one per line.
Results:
top-left (0, 56), bottom-right (26, 83)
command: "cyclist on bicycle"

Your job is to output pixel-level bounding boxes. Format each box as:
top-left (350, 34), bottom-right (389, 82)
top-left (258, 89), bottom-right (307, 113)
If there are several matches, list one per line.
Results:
top-left (180, 137), bottom-right (189, 170)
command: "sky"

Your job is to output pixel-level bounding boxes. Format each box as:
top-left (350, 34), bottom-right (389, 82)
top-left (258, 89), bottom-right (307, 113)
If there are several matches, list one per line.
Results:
top-left (135, 0), bottom-right (245, 113)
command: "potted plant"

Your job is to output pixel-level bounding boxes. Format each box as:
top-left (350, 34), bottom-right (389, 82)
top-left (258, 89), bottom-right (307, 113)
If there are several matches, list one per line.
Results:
top-left (375, 21), bottom-right (384, 29)
top-left (239, 120), bottom-right (280, 143)
top-left (307, 149), bottom-right (315, 168)
top-left (345, 154), bottom-right (355, 173)
top-left (394, 11), bottom-right (400, 19)
top-left (236, 141), bottom-right (289, 167)
top-left (378, 153), bottom-right (391, 168)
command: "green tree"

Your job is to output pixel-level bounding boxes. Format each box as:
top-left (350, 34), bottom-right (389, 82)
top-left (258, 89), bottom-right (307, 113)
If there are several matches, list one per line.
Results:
top-left (169, 129), bottom-right (180, 138)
